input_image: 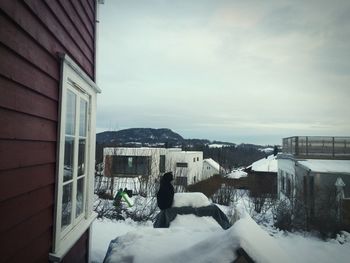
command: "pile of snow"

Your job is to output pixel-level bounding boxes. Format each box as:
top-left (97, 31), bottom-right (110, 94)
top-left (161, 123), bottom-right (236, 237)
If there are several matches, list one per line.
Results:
top-left (172, 192), bottom-right (211, 208)
top-left (226, 168), bottom-right (248, 179)
top-left (101, 212), bottom-right (293, 263)
top-left (170, 214), bottom-right (222, 231)
top-left (91, 218), bottom-right (153, 263)
top-left (92, 196), bottom-right (350, 263)
top-left (249, 154), bottom-right (277, 173)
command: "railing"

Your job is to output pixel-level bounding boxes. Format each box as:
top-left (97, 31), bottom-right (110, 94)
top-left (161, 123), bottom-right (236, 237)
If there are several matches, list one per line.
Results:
top-left (282, 136), bottom-right (350, 159)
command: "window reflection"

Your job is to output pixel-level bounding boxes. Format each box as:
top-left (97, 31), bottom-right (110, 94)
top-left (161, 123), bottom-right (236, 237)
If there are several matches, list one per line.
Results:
top-left (65, 90), bottom-right (76, 135)
top-left (80, 100), bottom-right (87, 137)
top-left (78, 139), bottom-right (86, 176)
top-left (76, 178), bottom-right (85, 218)
top-left (61, 183), bottom-right (72, 229)
top-left (64, 137), bottom-right (74, 182)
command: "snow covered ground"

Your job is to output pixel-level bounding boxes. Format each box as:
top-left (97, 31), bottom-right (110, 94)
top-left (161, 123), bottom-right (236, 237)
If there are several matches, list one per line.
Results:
top-left (91, 194), bottom-right (350, 263)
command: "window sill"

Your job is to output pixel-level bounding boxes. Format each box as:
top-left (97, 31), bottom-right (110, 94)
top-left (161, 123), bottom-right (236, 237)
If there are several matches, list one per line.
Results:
top-left (49, 212), bottom-right (97, 262)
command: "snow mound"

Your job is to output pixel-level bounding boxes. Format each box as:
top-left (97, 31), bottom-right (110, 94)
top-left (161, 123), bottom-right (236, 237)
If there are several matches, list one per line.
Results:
top-left (226, 168), bottom-right (247, 179)
top-left (103, 214), bottom-right (292, 263)
top-left (170, 214), bottom-right (222, 231)
top-left (173, 192), bottom-right (211, 208)
top-left (229, 215), bottom-right (291, 263)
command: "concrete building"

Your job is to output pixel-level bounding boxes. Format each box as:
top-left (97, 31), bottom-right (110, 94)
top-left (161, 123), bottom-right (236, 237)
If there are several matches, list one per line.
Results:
top-left (103, 147), bottom-right (203, 187)
top-left (277, 136), bottom-right (350, 230)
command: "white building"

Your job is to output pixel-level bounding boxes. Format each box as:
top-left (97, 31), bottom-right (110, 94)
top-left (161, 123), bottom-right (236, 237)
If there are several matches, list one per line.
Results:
top-left (103, 147), bottom-right (203, 187)
top-left (202, 158), bottom-right (221, 180)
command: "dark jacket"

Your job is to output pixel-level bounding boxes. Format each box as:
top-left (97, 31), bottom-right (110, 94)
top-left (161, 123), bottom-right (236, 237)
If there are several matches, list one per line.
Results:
top-left (157, 172), bottom-right (174, 210)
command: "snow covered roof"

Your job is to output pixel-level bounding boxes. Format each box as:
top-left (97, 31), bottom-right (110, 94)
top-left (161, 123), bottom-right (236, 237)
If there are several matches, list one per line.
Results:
top-left (297, 160), bottom-right (350, 174)
top-left (203, 158), bottom-right (220, 171)
top-left (226, 168), bottom-right (248, 179)
top-left (249, 154), bottom-right (278, 173)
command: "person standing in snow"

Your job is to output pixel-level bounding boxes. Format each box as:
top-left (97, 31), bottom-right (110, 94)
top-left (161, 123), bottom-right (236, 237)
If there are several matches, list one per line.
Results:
top-left (157, 172), bottom-right (175, 210)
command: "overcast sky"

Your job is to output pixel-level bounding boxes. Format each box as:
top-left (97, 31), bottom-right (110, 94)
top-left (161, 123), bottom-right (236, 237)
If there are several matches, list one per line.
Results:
top-left (96, 0), bottom-right (350, 145)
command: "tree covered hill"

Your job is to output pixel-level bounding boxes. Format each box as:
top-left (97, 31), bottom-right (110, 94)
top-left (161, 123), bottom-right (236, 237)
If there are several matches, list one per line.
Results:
top-left (95, 128), bottom-right (270, 168)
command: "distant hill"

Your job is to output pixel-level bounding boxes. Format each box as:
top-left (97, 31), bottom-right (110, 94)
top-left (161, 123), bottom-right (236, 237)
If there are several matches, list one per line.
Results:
top-left (96, 128), bottom-right (185, 145)
top-left (96, 128), bottom-right (236, 147)
top-left (95, 128), bottom-right (268, 167)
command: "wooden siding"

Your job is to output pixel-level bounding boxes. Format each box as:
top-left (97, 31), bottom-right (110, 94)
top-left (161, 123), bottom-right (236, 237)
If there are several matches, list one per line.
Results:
top-left (0, 0), bottom-right (96, 262)
top-left (61, 229), bottom-right (90, 263)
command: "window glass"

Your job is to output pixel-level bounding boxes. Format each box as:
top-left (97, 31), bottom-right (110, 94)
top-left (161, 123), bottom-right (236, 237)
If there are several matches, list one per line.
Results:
top-left (79, 99), bottom-right (87, 137)
top-left (61, 183), bottom-right (73, 229)
top-left (65, 91), bottom-right (76, 135)
top-left (78, 139), bottom-right (86, 176)
top-left (64, 137), bottom-right (74, 182)
top-left (159, 155), bottom-right (165, 173)
top-left (176, 162), bottom-right (188, 168)
top-left (128, 157), bottom-right (133, 168)
top-left (76, 178), bottom-right (85, 218)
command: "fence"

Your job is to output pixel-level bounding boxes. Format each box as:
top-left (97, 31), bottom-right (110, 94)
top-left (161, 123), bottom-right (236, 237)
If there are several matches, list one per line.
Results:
top-left (282, 136), bottom-right (350, 159)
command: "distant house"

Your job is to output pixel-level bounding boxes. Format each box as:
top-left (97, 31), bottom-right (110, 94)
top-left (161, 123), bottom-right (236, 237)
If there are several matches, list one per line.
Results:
top-left (202, 158), bottom-right (221, 180)
top-left (0, 1), bottom-right (102, 262)
top-left (103, 147), bottom-right (203, 188)
top-left (245, 154), bottom-right (278, 197)
top-left (277, 136), bottom-right (350, 230)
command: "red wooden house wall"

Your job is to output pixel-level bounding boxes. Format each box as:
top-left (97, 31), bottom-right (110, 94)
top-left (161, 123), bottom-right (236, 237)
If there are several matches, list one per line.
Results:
top-left (0, 0), bottom-right (96, 262)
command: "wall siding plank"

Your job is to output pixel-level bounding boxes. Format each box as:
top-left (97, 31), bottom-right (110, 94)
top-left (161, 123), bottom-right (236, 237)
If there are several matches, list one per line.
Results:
top-left (79, 0), bottom-right (95, 24)
top-left (6, 229), bottom-right (52, 263)
top-left (23, 0), bottom-right (93, 64)
top-left (61, 0), bottom-right (94, 38)
top-left (0, 76), bottom-right (58, 121)
top-left (0, 0), bottom-right (94, 79)
top-left (70, 0), bottom-right (94, 36)
top-left (0, 44), bottom-right (58, 101)
top-left (0, 140), bottom-right (56, 171)
top-left (61, 229), bottom-right (89, 263)
top-left (58, 0), bottom-right (95, 70)
top-left (0, 108), bottom-right (57, 141)
top-left (0, 185), bottom-right (54, 234)
top-left (0, 13), bottom-right (59, 80)
top-left (0, 164), bottom-right (55, 202)
top-left (45, 0), bottom-right (94, 53)
top-left (0, 207), bottom-right (53, 263)
top-left (86, 0), bottom-right (95, 14)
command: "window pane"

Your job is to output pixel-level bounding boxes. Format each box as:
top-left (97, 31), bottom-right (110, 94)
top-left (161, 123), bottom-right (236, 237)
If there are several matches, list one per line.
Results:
top-left (65, 90), bottom-right (76, 135)
top-left (78, 139), bottom-right (86, 176)
top-left (76, 178), bottom-right (85, 218)
top-left (64, 137), bottom-right (74, 182)
top-left (79, 99), bottom-right (87, 136)
top-left (61, 183), bottom-right (72, 229)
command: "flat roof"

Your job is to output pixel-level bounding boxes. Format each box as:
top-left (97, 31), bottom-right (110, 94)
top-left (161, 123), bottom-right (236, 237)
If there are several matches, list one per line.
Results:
top-left (297, 159), bottom-right (350, 174)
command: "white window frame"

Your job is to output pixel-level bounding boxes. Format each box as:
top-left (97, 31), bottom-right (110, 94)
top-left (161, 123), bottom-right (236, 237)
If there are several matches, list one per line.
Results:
top-left (50, 54), bottom-right (101, 261)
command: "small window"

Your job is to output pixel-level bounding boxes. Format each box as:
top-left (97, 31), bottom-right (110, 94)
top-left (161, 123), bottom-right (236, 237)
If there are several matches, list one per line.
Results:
top-left (159, 155), bottom-right (165, 173)
top-left (193, 157), bottom-right (196, 162)
top-left (128, 157), bottom-right (133, 168)
top-left (197, 157), bottom-right (199, 161)
top-left (176, 162), bottom-right (188, 168)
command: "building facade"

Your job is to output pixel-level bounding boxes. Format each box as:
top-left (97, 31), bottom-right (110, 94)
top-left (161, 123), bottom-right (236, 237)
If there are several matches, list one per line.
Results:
top-left (277, 136), bottom-right (350, 230)
top-left (103, 147), bottom-right (203, 187)
top-left (202, 158), bottom-right (221, 180)
top-left (0, 1), bottom-right (102, 262)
